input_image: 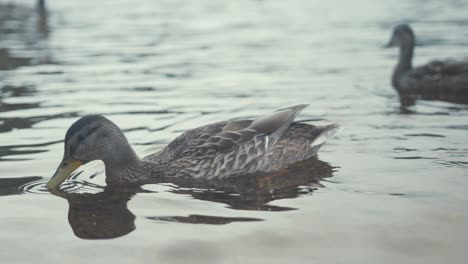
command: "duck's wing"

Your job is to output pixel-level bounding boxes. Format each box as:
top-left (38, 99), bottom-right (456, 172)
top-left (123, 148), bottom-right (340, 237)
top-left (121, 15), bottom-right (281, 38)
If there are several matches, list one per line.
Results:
top-left (438, 59), bottom-right (468, 75)
top-left (411, 59), bottom-right (468, 77)
top-left (405, 59), bottom-right (468, 94)
top-left (163, 105), bottom-right (309, 160)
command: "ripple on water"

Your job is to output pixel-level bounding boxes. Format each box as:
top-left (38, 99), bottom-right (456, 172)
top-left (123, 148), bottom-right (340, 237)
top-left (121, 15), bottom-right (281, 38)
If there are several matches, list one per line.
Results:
top-left (0, 176), bottom-right (42, 196)
top-left (19, 179), bottom-right (49, 194)
top-left (20, 179), bottom-right (105, 194)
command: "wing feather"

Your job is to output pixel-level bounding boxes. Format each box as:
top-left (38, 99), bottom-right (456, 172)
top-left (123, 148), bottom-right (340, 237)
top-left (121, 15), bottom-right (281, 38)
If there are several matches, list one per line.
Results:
top-left (167, 105), bottom-right (309, 159)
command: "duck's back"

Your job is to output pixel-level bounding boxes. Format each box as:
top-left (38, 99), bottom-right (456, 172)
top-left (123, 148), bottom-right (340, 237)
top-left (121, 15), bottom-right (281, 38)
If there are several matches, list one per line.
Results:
top-left (145, 105), bottom-right (340, 179)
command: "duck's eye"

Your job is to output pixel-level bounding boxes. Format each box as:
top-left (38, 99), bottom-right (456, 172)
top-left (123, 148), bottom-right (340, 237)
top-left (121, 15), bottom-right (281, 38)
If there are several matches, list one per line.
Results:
top-left (62, 162), bottom-right (69, 167)
top-left (78, 134), bottom-right (84, 142)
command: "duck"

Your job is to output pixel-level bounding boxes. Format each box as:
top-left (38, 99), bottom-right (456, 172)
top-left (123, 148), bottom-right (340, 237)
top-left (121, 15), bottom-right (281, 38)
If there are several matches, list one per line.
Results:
top-left (386, 24), bottom-right (468, 97)
top-left (46, 105), bottom-right (341, 189)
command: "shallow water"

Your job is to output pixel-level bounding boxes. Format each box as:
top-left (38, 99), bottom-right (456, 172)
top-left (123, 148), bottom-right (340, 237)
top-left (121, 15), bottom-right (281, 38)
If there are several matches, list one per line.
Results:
top-left (1, 0), bottom-right (468, 263)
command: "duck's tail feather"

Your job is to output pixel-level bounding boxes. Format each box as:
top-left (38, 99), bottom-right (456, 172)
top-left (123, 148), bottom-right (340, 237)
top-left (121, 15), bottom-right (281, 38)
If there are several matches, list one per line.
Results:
top-left (250, 104), bottom-right (309, 148)
top-left (310, 123), bottom-right (342, 148)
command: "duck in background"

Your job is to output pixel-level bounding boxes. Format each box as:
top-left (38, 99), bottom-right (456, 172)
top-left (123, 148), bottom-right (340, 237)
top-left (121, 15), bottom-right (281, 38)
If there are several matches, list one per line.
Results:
top-left (386, 24), bottom-right (468, 105)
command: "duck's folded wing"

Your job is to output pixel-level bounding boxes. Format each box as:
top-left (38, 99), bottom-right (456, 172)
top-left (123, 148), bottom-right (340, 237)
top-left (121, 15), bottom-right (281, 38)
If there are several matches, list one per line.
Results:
top-left (176, 105), bottom-right (309, 158)
top-left (438, 59), bottom-right (468, 75)
top-left (406, 59), bottom-right (468, 93)
top-left (411, 59), bottom-right (468, 78)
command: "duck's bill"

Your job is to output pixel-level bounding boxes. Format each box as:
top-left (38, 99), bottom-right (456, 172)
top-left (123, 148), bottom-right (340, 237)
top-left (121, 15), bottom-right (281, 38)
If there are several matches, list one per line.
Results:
top-left (384, 42), bottom-right (394, 48)
top-left (385, 37), bottom-right (396, 48)
top-left (46, 156), bottom-right (82, 189)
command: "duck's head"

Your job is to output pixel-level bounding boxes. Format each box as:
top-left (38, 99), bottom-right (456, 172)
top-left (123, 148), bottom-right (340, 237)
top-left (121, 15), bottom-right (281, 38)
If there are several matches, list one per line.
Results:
top-left (386, 24), bottom-right (414, 48)
top-left (47, 115), bottom-right (138, 189)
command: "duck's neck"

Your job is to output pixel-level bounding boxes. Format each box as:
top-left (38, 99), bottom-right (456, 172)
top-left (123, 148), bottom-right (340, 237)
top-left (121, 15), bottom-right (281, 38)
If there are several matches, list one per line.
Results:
top-left (393, 38), bottom-right (414, 88)
top-left (103, 145), bottom-right (150, 185)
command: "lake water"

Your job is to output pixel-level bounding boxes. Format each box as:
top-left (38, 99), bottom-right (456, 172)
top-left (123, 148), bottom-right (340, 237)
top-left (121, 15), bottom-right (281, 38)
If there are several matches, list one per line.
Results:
top-left (1, 0), bottom-right (467, 263)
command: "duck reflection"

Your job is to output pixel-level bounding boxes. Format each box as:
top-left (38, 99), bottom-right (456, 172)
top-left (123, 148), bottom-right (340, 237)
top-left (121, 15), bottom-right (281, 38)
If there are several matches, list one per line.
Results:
top-left (0, 1), bottom-right (51, 131)
top-left (169, 158), bottom-right (334, 211)
top-left (0, 1), bottom-right (50, 71)
top-left (399, 92), bottom-right (468, 111)
top-left (49, 158), bottom-right (334, 239)
top-left (51, 186), bottom-right (139, 239)
top-left (36, 0), bottom-right (49, 38)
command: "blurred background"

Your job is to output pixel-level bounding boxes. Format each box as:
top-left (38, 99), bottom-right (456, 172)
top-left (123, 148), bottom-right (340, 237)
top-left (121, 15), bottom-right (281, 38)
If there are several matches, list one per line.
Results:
top-left (1, 0), bottom-right (467, 263)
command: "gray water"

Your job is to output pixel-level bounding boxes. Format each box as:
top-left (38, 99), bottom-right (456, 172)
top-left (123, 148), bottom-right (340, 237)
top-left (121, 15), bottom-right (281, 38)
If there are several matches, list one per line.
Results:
top-left (1, 0), bottom-right (468, 263)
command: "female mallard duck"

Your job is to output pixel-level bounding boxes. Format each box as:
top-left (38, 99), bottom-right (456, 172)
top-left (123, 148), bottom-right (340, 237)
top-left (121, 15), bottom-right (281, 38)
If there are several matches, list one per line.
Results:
top-left (386, 24), bottom-right (468, 96)
top-left (47, 105), bottom-right (340, 189)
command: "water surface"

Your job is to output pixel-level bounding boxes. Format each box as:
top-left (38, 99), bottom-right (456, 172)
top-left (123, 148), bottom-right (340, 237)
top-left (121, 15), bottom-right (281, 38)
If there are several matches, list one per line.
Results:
top-left (1, 0), bottom-right (468, 263)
